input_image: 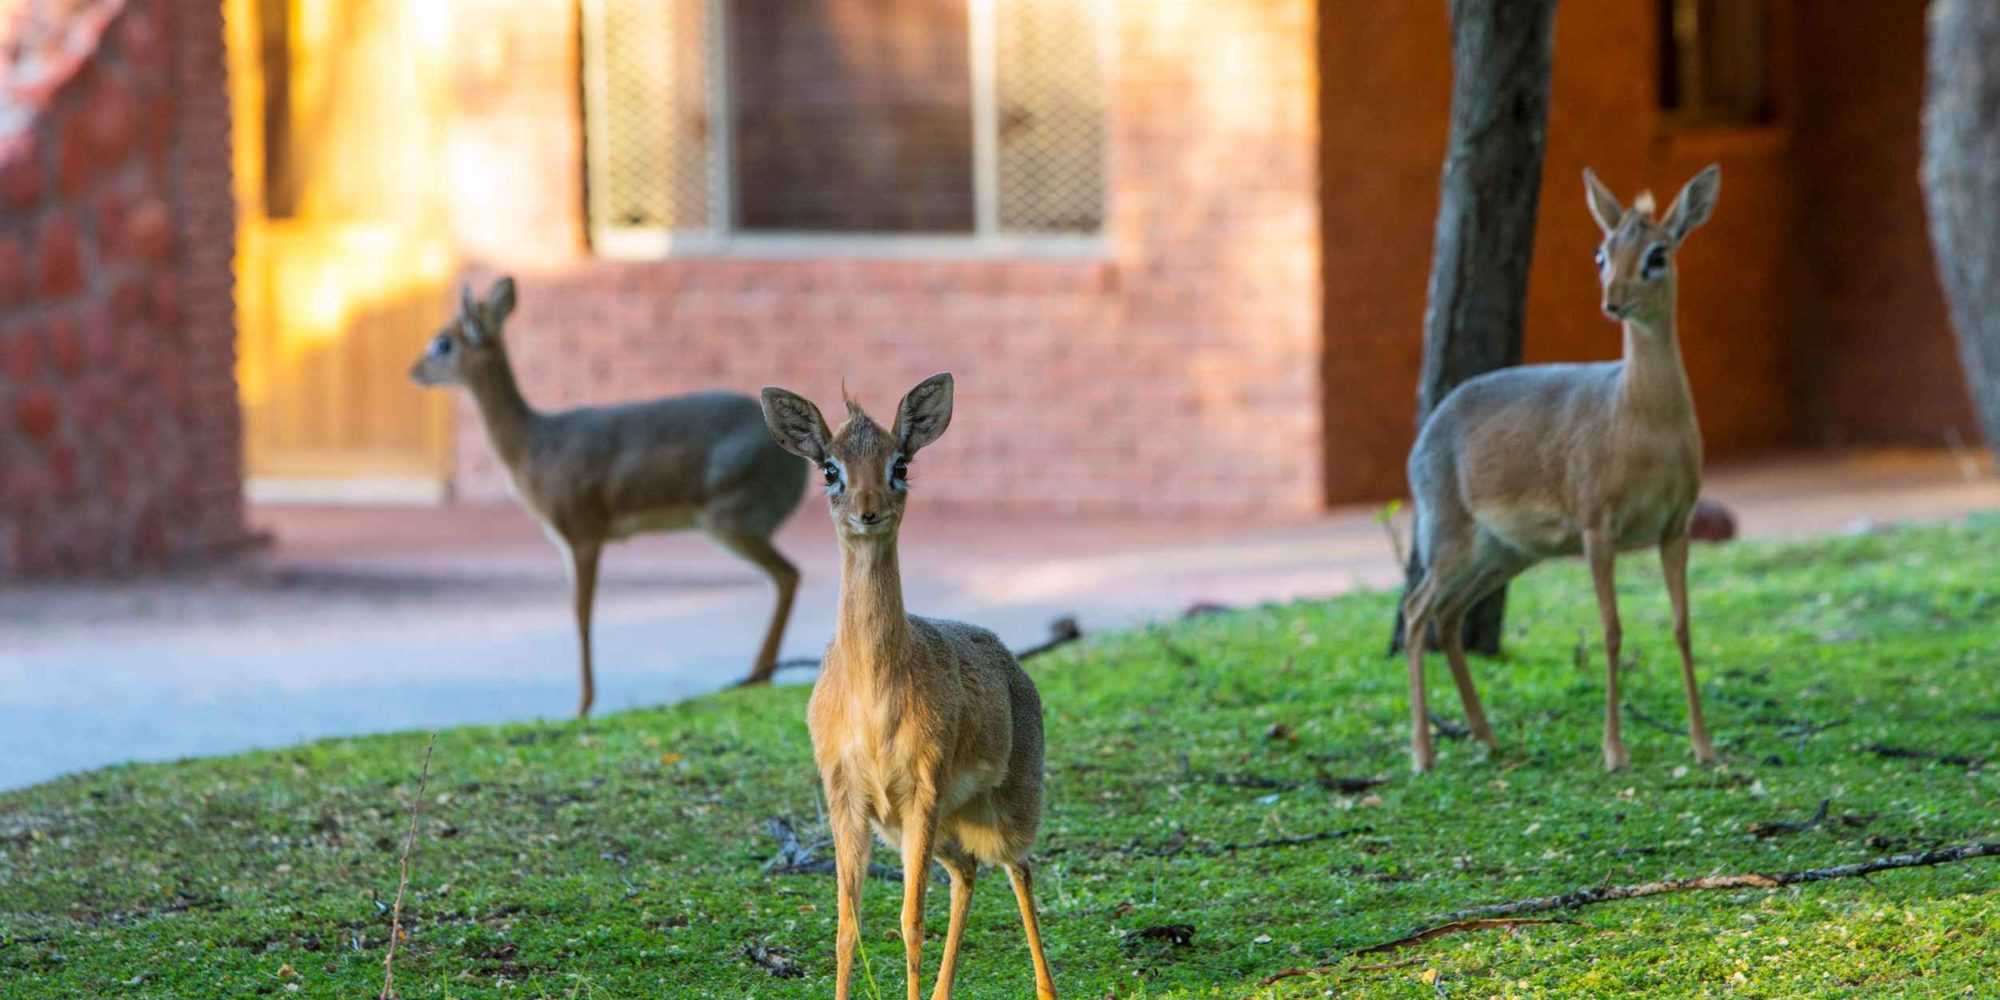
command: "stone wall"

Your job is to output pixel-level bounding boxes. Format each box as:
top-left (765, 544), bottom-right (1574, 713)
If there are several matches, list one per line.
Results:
top-left (0, 0), bottom-right (244, 575)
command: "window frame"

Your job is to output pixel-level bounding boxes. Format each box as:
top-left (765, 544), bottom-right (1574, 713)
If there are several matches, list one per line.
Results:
top-left (582, 0), bottom-right (1112, 260)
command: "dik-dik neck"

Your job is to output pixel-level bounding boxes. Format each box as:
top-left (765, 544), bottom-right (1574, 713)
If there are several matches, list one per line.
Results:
top-left (832, 536), bottom-right (913, 675)
top-left (465, 357), bottom-right (537, 469)
top-left (1616, 304), bottom-right (1694, 425)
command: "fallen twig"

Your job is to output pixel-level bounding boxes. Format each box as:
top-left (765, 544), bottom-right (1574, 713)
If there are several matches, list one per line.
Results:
top-left (772, 616), bottom-right (1083, 676)
top-left (1357, 916), bottom-right (1574, 956)
top-left (1427, 711), bottom-right (1470, 741)
top-left (1016, 616), bottom-right (1085, 661)
top-left (1196, 769), bottom-right (1387, 796)
top-left (1259, 841), bottom-right (2000, 989)
top-left (742, 941), bottom-right (803, 978)
top-left (380, 732), bottom-right (437, 1000)
top-left (1865, 743), bottom-right (1986, 769)
top-left (762, 817), bottom-right (901, 882)
top-left (1426, 841), bottom-right (2000, 926)
top-left (1747, 798), bottom-right (1830, 839)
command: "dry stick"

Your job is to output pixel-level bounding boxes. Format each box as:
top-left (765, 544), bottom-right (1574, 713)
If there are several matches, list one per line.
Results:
top-left (1258, 920), bottom-right (1570, 986)
top-left (1258, 841), bottom-right (2000, 989)
top-left (379, 732), bottom-right (438, 1000)
top-left (1426, 841), bottom-right (2000, 926)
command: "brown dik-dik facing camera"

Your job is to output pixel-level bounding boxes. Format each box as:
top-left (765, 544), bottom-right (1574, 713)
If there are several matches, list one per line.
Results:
top-left (758, 376), bottom-right (1058, 1000)
top-left (1401, 165), bottom-right (1722, 775)
top-left (407, 276), bottom-right (807, 718)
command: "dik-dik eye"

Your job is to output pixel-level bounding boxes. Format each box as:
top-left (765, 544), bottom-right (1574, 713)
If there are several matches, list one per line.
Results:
top-left (820, 462), bottom-right (844, 495)
top-left (1592, 249), bottom-right (1606, 270)
top-left (428, 333), bottom-right (454, 358)
top-left (888, 455), bottom-right (911, 492)
top-left (1642, 245), bottom-right (1670, 278)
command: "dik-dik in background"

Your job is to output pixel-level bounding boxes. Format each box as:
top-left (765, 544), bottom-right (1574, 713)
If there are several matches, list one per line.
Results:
top-left (411, 278), bottom-right (806, 717)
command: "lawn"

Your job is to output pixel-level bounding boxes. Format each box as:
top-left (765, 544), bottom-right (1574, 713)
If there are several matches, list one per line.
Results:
top-left (2, 518), bottom-right (1997, 998)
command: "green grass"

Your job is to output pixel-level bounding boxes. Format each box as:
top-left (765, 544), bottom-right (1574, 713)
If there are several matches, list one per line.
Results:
top-left (4, 519), bottom-right (1998, 998)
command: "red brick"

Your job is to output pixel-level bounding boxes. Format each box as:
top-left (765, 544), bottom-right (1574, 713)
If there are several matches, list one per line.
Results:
top-left (124, 198), bottom-right (173, 261)
top-left (36, 215), bottom-right (84, 298)
top-left (56, 115), bottom-right (98, 197)
top-left (82, 75), bottom-right (136, 165)
top-left (0, 136), bottom-right (42, 208)
top-left (15, 390), bottom-right (60, 440)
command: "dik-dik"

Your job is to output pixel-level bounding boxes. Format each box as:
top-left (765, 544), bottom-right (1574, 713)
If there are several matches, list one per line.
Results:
top-left (1402, 165), bottom-right (1724, 774)
top-left (760, 375), bottom-right (1057, 1000)
top-left (411, 278), bottom-right (806, 717)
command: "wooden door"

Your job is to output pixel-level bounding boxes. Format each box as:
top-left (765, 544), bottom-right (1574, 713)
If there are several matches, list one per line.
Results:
top-left (228, 0), bottom-right (456, 498)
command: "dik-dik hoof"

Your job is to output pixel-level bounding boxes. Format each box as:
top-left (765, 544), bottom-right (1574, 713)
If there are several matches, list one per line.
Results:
top-left (1411, 746), bottom-right (1436, 774)
top-left (1603, 744), bottom-right (1630, 772)
top-left (1692, 743), bottom-right (1721, 766)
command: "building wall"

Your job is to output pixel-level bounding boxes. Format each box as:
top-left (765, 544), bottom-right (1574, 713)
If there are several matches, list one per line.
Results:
top-left (1318, 0), bottom-right (1796, 502)
top-left (1786, 0), bottom-right (1976, 447)
top-left (440, 0), bottom-right (1324, 516)
top-left (0, 0), bottom-right (246, 575)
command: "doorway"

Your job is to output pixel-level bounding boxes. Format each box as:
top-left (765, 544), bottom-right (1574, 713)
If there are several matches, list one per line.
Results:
top-left (225, 0), bottom-right (457, 501)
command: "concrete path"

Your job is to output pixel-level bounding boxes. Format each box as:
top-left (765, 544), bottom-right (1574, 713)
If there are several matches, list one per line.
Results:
top-left (1, 450), bottom-right (1993, 791)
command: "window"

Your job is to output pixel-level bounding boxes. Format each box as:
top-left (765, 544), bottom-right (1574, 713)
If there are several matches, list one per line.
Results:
top-left (581, 0), bottom-right (1108, 255)
top-left (1659, 0), bottom-right (1771, 126)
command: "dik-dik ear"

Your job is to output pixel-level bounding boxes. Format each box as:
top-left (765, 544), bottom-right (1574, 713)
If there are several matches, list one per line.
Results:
top-left (457, 282), bottom-right (486, 344)
top-left (1660, 164), bottom-right (1721, 247)
top-left (1583, 168), bottom-right (1624, 235)
top-left (485, 276), bottom-right (518, 324)
top-left (760, 387), bottom-right (832, 463)
top-left (892, 372), bottom-right (954, 455)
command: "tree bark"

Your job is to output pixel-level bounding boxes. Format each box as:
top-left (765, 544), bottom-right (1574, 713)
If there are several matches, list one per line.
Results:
top-left (1390, 0), bottom-right (1559, 656)
top-left (1921, 0), bottom-right (2000, 455)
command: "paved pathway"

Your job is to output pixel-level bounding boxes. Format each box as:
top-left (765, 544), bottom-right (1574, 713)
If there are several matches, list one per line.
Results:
top-left (1, 450), bottom-right (1992, 791)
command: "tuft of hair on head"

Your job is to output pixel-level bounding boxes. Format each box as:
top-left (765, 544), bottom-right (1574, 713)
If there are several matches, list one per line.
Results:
top-left (1633, 190), bottom-right (1657, 218)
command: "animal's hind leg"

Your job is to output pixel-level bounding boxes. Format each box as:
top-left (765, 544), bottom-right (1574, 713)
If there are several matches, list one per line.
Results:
top-left (1437, 611), bottom-right (1498, 749)
top-left (1402, 578), bottom-right (1439, 773)
top-left (566, 538), bottom-right (602, 719)
top-left (931, 848), bottom-right (977, 1000)
top-left (1660, 534), bottom-right (1719, 764)
top-left (708, 531), bottom-right (799, 687)
top-left (1004, 861), bottom-right (1057, 999)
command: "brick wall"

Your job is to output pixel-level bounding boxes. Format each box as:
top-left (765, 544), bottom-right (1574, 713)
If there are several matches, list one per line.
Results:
top-left (441, 0), bottom-right (1323, 516)
top-left (0, 0), bottom-right (245, 575)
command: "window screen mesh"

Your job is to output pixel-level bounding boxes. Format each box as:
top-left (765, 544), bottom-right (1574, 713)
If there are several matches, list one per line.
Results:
top-left (582, 0), bottom-right (712, 232)
top-left (581, 0), bottom-right (1108, 238)
top-left (995, 0), bottom-right (1107, 234)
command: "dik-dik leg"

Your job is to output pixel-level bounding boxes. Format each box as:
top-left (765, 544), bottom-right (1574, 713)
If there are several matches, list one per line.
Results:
top-left (1004, 862), bottom-right (1058, 1000)
top-left (830, 793), bottom-right (872, 1000)
top-left (899, 788), bottom-right (942, 1000)
top-left (1402, 583), bottom-right (1438, 773)
top-left (1660, 534), bottom-right (1720, 764)
top-left (931, 850), bottom-right (977, 1000)
top-left (566, 538), bottom-right (602, 719)
top-left (713, 532), bottom-right (799, 687)
top-left (1583, 527), bottom-right (1628, 771)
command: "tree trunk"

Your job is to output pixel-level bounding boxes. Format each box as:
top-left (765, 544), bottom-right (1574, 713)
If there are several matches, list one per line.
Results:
top-left (1390, 0), bottom-right (1558, 657)
top-left (1921, 0), bottom-right (2000, 454)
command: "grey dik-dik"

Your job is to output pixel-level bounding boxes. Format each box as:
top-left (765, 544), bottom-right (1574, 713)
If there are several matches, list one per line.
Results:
top-left (410, 277), bottom-right (806, 717)
top-left (760, 374), bottom-right (1057, 1000)
top-left (1401, 165), bottom-right (1724, 774)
